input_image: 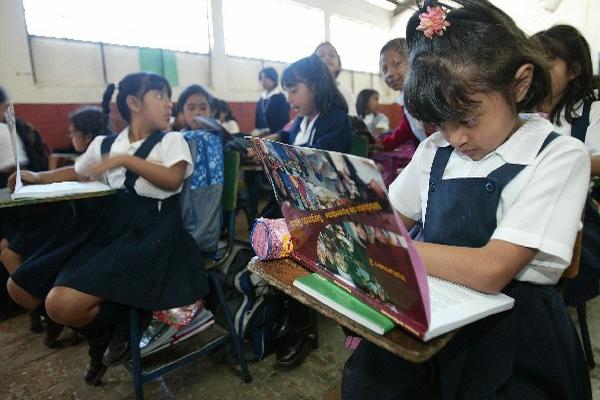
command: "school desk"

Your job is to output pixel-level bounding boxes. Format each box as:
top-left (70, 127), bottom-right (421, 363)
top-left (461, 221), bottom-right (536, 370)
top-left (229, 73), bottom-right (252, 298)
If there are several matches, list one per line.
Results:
top-left (0, 187), bottom-right (115, 208)
top-left (247, 257), bottom-right (456, 363)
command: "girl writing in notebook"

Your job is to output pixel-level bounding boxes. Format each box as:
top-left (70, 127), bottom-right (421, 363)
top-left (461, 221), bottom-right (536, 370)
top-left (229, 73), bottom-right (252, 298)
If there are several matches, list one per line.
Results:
top-left (342, 1), bottom-right (592, 399)
top-left (7, 72), bottom-right (208, 385)
top-left (533, 24), bottom-right (600, 327)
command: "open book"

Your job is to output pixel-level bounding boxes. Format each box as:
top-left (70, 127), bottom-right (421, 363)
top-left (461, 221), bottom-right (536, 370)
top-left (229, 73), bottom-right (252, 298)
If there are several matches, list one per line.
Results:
top-left (250, 138), bottom-right (514, 341)
top-left (3, 103), bottom-right (112, 200)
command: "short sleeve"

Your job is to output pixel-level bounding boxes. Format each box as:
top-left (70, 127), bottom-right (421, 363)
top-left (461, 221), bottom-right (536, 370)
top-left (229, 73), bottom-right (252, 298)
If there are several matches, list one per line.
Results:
top-left (492, 137), bottom-right (590, 270)
top-left (375, 114), bottom-right (390, 130)
top-left (159, 132), bottom-right (194, 178)
top-left (74, 135), bottom-right (104, 178)
top-left (584, 101), bottom-right (600, 156)
top-left (388, 140), bottom-right (429, 222)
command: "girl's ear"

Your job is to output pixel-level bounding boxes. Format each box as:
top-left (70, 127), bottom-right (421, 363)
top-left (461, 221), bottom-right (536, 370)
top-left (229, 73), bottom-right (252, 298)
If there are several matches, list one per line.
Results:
top-left (568, 62), bottom-right (582, 81)
top-left (513, 63), bottom-right (534, 103)
top-left (126, 94), bottom-right (142, 115)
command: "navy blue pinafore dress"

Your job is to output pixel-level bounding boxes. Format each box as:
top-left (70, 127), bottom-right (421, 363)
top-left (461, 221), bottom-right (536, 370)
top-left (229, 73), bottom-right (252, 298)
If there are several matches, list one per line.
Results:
top-left (562, 100), bottom-right (600, 305)
top-left (341, 132), bottom-right (592, 400)
top-left (13, 131), bottom-right (209, 311)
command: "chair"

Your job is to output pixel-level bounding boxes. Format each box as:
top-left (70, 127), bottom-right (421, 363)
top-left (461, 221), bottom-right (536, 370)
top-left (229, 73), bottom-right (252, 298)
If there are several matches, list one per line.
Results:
top-left (349, 134), bottom-right (369, 158)
top-left (127, 151), bottom-right (251, 400)
top-left (561, 227), bottom-right (595, 368)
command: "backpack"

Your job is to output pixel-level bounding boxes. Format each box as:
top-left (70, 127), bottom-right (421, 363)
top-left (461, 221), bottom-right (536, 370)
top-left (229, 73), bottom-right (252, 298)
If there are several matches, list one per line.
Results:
top-left (210, 241), bottom-right (285, 361)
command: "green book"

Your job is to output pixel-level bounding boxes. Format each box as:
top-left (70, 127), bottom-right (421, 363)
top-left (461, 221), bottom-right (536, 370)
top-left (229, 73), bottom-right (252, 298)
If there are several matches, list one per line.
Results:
top-left (293, 274), bottom-right (395, 335)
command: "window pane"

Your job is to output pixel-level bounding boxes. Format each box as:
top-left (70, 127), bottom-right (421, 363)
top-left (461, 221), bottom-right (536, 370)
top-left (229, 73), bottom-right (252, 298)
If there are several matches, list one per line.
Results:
top-left (330, 15), bottom-right (388, 73)
top-left (23, 0), bottom-right (210, 53)
top-left (223, 0), bottom-right (325, 63)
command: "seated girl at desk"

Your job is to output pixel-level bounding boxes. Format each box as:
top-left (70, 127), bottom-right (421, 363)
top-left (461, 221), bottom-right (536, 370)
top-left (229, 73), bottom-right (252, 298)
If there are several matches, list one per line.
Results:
top-left (6, 72), bottom-right (208, 386)
top-left (342, 1), bottom-right (592, 399)
top-left (251, 54), bottom-right (352, 368)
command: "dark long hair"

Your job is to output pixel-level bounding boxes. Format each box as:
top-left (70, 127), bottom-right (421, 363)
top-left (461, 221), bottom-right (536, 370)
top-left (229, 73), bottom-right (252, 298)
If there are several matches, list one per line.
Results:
top-left (404, 0), bottom-right (551, 124)
top-left (532, 25), bottom-right (599, 125)
top-left (356, 89), bottom-right (378, 118)
top-left (69, 106), bottom-right (109, 138)
top-left (282, 55), bottom-right (348, 115)
top-left (104, 72), bottom-right (172, 122)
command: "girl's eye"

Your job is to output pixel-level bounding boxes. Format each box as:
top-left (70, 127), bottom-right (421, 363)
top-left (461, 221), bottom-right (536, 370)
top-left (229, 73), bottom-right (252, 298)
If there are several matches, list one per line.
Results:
top-left (461, 117), bottom-right (478, 128)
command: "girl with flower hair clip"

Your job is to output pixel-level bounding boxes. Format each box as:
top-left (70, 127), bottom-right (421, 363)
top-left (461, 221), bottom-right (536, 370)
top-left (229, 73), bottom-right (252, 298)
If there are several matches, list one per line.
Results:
top-left (341, 1), bottom-right (592, 399)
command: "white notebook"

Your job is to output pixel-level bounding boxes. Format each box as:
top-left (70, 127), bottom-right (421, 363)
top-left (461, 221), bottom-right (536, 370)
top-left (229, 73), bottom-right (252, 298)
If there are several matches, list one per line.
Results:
top-left (11, 181), bottom-right (113, 200)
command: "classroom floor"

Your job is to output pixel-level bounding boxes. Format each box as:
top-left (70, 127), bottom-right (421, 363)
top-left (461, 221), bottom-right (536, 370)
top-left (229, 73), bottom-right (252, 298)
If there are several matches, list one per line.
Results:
top-left (0, 298), bottom-right (599, 400)
top-left (2, 207), bottom-right (600, 399)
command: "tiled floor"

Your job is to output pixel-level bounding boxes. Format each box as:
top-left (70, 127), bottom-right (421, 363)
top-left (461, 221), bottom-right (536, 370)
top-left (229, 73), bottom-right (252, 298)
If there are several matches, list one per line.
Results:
top-left (1, 297), bottom-right (599, 400)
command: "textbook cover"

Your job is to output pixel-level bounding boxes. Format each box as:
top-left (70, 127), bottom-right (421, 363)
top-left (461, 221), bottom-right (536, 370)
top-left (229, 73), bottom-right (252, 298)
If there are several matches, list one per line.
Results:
top-left (250, 138), bottom-right (514, 341)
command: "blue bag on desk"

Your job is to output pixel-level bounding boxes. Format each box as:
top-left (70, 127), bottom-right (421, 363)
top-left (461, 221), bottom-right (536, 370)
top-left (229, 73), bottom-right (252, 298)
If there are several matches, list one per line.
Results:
top-left (180, 130), bottom-right (224, 252)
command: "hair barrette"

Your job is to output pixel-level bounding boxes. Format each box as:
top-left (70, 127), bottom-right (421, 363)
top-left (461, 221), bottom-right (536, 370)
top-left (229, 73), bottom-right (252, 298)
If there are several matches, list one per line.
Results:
top-left (417, 5), bottom-right (450, 38)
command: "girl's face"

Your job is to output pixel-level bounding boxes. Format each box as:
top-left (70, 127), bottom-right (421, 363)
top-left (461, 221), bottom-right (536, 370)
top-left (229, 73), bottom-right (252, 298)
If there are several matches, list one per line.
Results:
top-left (260, 74), bottom-right (277, 92)
top-left (380, 49), bottom-right (407, 92)
top-left (183, 93), bottom-right (211, 130)
top-left (286, 82), bottom-right (316, 117)
top-left (368, 94), bottom-right (379, 114)
top-left (138, 88), bottom-right (172, 131)
top-left (437, 91), bottom-right (522, 161)
top-left (315, 44), bottom-right (341, 77)
top-left (67, 123), bottom-right (93, 153)
top-left (548, 58), bottom-right (578, 104)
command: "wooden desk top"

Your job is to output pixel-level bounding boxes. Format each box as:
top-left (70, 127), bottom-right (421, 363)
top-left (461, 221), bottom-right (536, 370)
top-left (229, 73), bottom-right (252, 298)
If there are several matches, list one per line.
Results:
top-left (0, 187), bottom-right (115, 209)
top-left (248, 257), bottom-right (455, 363)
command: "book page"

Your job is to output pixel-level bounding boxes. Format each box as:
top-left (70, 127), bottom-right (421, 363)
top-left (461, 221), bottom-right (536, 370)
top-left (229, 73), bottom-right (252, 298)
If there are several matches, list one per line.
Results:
top-left (424, 276), bottom-right (514, 341)
top-left (249, 138), bottom-right (431, 336)
top-left (4, 104), bottom-right (22, 192)
top-left (11, 181), bottom-right (112, 200)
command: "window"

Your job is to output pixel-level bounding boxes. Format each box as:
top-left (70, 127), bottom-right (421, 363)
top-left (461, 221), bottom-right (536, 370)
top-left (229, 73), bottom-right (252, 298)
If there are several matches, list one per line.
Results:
top-left (222, 0), bottom-right (325, 63)
top-left (329, 15), bottom-right (389, 73)
top-left (22, 0), bottom-right (210, 53)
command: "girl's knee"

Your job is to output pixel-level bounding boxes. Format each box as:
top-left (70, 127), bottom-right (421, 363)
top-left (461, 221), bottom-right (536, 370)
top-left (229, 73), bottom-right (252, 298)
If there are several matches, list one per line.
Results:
top-left (0, 248), bottom-right (23, 274)
top-left (6, 278), bottom-right (40, 310)
top-left (46, 287), bottom-right (100, 327)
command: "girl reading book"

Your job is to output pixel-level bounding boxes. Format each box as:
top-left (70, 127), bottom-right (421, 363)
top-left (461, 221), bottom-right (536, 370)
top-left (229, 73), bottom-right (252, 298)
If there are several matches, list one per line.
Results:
top-left (342, 1), bottom-right (592, 399)
top-left (7, 72), bottom-right (208, 386)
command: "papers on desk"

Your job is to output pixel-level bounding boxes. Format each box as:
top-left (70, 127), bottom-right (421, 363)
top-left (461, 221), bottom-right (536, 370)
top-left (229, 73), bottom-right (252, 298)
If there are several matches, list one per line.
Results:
top-left (11, 181), bottom-right (112, 200)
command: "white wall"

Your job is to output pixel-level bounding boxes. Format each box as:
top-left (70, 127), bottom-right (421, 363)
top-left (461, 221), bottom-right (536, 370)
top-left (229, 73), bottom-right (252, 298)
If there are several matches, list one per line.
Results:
top-left (0, 0), bottom-right (397, 105)
top-left (390, 0), bottom-right (600, 74)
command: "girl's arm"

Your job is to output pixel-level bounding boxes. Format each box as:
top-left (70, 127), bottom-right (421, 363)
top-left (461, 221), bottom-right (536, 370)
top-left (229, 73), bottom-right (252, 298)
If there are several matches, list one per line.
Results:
top-left (414, 239), bottom-right (536, 294)
top-left (7, 166), bottom-right (82, 191)
top-left (87, 155), bottom-right (187, 191)
top-left (591, 155), bottom-right (600, 176)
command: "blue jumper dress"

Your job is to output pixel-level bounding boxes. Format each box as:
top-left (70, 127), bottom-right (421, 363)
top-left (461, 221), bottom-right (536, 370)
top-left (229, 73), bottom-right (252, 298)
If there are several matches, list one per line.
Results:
top-left (12, 131), bottom-right (209, 311)
top-left (341, 132), bottom-right (592, 400)
top-left (562, 100), bottom-right (600, 305)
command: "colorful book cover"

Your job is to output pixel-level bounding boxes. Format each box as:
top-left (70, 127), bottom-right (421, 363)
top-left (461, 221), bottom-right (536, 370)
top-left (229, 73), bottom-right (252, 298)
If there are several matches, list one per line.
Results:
top-left (249, 138), bottom-right (431, 339)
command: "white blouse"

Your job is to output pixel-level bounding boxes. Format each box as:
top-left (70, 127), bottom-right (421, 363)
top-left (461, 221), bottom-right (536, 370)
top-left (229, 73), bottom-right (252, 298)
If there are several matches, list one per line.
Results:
top-left (552, 100), bottom-right (600, 156)
top-left (75, 128), bottom-right (193, 199)
top-left (389, 114), bottom-right (590, 285)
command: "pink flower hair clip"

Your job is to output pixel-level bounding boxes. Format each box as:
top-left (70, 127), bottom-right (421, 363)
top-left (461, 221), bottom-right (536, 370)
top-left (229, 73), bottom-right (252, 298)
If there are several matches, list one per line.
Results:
top-left (417, 5), bottom-right (450, 39)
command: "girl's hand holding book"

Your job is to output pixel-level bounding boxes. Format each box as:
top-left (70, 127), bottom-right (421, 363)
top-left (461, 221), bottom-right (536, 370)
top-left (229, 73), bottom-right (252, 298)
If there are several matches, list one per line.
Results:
top-left (7, 170), bottom-right (40, 192)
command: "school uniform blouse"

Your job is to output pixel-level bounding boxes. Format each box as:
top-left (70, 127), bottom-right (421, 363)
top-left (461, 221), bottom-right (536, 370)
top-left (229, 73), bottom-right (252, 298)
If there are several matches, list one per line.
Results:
top-left (396, 92), bottom-right (427, 141)
top-left (0, 122), bottom-right (29, 170)
top-left (552, 100), bottom-right (600, 155)
top-left (363, 112), bottom-right (390, 134)
top-left (279, 107), bottom-right (352, 153)
top-left (255, 88), bottom-right (290, 133)
top-left (389, 114), bottom-right (590, 285)
top-left (74, 128), bottom-right (193, 200)
top-left (219, 120), bottom-right (240, 134)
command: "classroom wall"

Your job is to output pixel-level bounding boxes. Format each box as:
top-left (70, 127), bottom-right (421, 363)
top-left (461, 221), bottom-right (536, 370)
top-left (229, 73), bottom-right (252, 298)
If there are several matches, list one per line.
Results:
top-left (0, 0), bottom-right (401, 150)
